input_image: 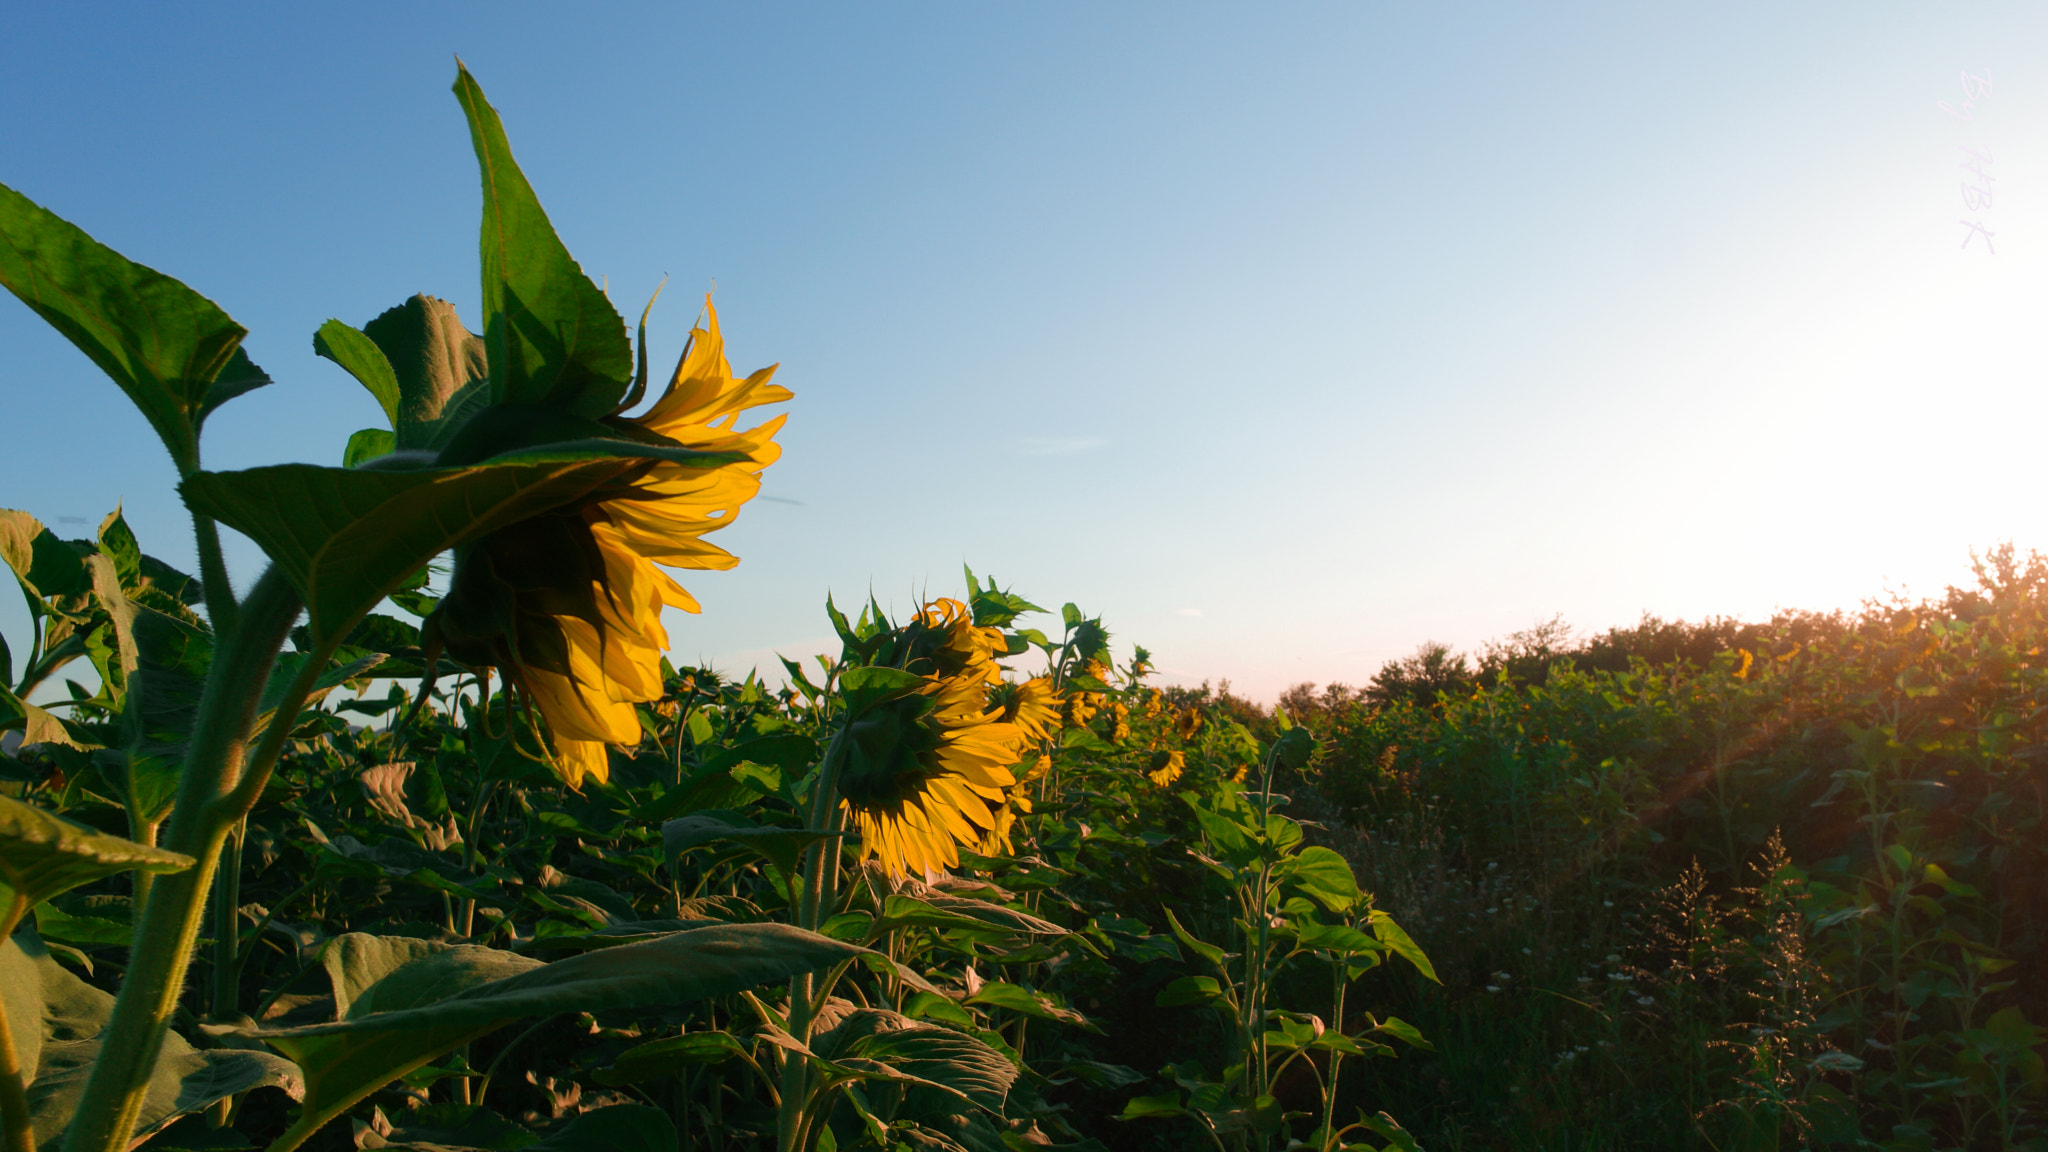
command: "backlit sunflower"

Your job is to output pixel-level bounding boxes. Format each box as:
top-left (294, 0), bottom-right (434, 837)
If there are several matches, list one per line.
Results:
top-left (916, 598), bottom-right (1009, 684)
top-left (425, 299), bottom-right (787, 787)
top-left (838, 671), bottom-right (1029, 879)
top-left (1146, 749), bottom-right (1185, 787)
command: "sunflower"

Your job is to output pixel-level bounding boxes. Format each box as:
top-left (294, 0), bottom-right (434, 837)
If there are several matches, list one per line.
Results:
top-left (1146, 749), bottom-right (1185, 787)
top-left (1174, 706), bottom-right (1204, 742)
top-left (1105, 701), bottom-right (1130, 744)
top-left (838, 671), bottom-right (1029, 879)
top-left (916, 598), bottom-right (1008, 685)
top-left (988, 676), bottom-right (1062, 746)
top-left (978, 754), bottom-right (1050, 857)
top-left (425, 299), bottom-right (786, 787)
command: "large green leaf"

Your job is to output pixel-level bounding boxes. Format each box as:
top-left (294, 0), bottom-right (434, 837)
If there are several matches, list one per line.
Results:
top-left (227, 923), bottom-right (869, 1149)
top-left (5, 930), bottom-right (302, 1149)
top-left (181, 458), bottom-right (628, 648)
top-left (1277, 846), bottom-right (1360, 913)
top-left (184, 438), bottom-right (741, 647)
top-left (0, 794), bottom-right (193, 921)
top-left (0, 181), bottom-right (262, 472)
top-left (810, 1007), bottom-right (1017, 1116)
top-left (453, 65), bottom-right (631, 417)
top-left (118, 605), bottom-right (213, 827)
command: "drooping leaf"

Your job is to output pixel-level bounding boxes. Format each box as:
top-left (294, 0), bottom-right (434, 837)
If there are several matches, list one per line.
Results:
top-left (0, 180), bottom-right (255, 472)
top-left (314, 319), bottom-right (403, 428)
top-left (0, 793), bottom-right (193, 919)
top-left (963, 981), bottom-right (1098, 1032)
top-left (1368, 910), bottom-right (1439, 984)
top-left (810, 1008), bottom-right (1017, 1116)
top-left (591, 1032), bottom-right (747, 1085)
top-left (182, 457), bottom-right (627, 648)
top-left (226, 923), bottom-right (869, 1149)
top-left (453, 65), bottom-right (631, 417)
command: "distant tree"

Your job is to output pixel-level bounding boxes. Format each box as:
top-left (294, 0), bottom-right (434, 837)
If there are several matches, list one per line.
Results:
top-left (1366, 641), bottom-right (1474, 709)
top-left (1277, 680), bottom-right (1369, 726)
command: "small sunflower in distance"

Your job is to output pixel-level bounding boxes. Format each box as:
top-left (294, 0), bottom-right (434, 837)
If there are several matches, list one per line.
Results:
top-left (838, 669), bottom-right (1029, 879)
top-left (1146, 749), bottom-right (1185, 787)
top-left (425, 299), bottom-right (787, 788)
top-left (979, 754), bottom-right (1050, 857)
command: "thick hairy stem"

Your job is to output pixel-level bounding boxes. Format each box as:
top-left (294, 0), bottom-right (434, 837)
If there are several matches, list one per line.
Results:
top-left (61, 568), bottom-right (302, 1152)
top-left (189, 512), bottom-right (239, 644)
top-left (0, 895), bottom-right (34, 1152)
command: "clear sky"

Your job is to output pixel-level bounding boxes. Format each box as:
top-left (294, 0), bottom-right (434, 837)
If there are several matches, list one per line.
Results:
top-left (3, 3), bottom-right (2044, 701)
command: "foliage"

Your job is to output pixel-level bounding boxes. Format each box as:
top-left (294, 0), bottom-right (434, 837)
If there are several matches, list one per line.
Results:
top-left (0, 68), bottom-right (1428, 1152)
top-left (1294, 545), bottom-right (2048, 1149)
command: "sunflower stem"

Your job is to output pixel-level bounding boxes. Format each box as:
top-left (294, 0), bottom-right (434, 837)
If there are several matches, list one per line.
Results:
top-left (777, 720), bottom-right (852, 1152)
top-left (62, 567), bottom-right (304, 1152)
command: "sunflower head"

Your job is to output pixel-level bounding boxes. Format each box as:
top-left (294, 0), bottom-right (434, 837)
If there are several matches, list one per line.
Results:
top-left (838, 672), bottom-right (1026, 879)
top-left (987, 676), bottom-right (1062, 746)
top-left (915, 599), bottom-right (1009, 684)
top-left (1146, 749), bottom-right (1186, 788)
top-left (1175, 706), bottom-right (1204, 742)
top-left (420, 296), bottom-right (786, 789)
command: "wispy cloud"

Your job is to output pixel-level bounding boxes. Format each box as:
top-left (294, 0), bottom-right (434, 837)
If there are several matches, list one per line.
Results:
top-left (1016, 436), bottom-right (1110, 457)
top-left (1175, 607), bottom-right (1204, 617)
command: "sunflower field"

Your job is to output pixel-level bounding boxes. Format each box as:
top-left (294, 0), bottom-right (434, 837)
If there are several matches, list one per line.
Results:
top-left (0, 69), bottom-right (1434, 1152)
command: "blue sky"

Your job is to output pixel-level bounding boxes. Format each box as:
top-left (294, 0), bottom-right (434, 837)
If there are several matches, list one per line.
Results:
top-left (3, 3), bottom-right (2044, 699)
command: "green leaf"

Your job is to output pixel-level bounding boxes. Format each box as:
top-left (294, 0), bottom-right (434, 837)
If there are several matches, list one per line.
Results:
top-left (1161, 906), bottom-right (1227, 970)
top-left (182, 456), bottom-right (635, 647)
top-left (1154, 976), bottom-right (1225, 1008)
top-left (810, 1007), bottom-right (1017, 1116)
top-left (32, 901), bottom-right (131, 947)
top-left (964, 982), bottom-right (1098, 1031)
top-left (7, 929), bottom-right (302, 1146)
top-left (839, 666), bottom-right (926, 716)
top-left (343, 428), bottom-right (396, 468)
top-left (227, 923), bottom-right (868, 1148)
top-left (0, 180), bottom-right (257, 472)
top-left (1372, 1016), bottom-right (1432, 1050)
top-left (662, 810), bottom-right (847, 878)
top-left (1358, 1110), bottom-right (1422, 1151)
top-left (591, 1032), bottom-right (746, 1085)
top-left (453, 65), bottom-right (631, 417)
top-left (0, 509), bottom-right (93, 605)
top-left (119, 605), bottom-right (213, 826)
top-left (1118, 1092), bottom-right (1186, 1120)
top-left (0, 794), bottom-right (193, 920)
top-left (1279, 846), bottom-right (1360, 914)
top-left (1368, 911), bottom-right (1438, 984)
top-left (314, 318), bottom-right (402, 428)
